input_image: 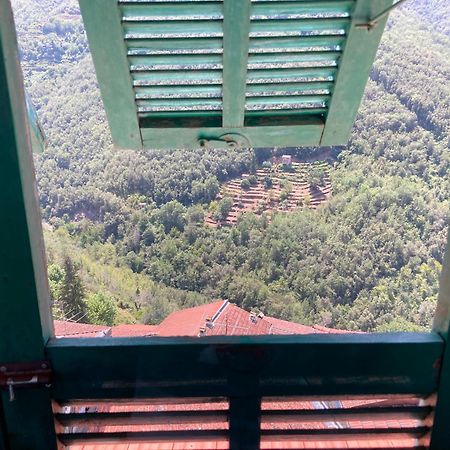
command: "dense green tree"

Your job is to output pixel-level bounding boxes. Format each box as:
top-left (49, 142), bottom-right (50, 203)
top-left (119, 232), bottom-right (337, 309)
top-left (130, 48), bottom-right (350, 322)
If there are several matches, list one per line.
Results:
top-left (85, 292), bottom-right (117, 325)
top-left (58, 256), bottom-right (86, 320)
top-left (307, 166), bottom-right (327, 189)
top-left (214, 197), bottom-right (233, 222)
top-left (156, 200), bottom-right (186, 233)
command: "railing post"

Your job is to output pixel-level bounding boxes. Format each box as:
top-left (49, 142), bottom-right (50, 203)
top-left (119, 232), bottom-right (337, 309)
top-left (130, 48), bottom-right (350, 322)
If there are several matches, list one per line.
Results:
top-left (229, 395), bottom-right (261, 450)
top-left (0, 1), bottom-right (56, 448)
top-left (430, 226), bottom-right (450, 449)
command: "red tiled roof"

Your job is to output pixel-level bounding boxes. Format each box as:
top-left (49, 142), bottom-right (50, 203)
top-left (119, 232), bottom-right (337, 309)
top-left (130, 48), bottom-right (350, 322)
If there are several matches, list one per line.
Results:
top-left (156, 300), bottom-right (226, 337)
top-left (54, 300), bottom-right (350, 337)
top-left (54, 320), bottom-right (110, 338)
top-left (312, 324), bottom-right (357, 334)
top-left (156, 301), bottom-right (347, 337)
top-left (264, 316), bottom-right (319, 334)
top-left (54, 301), bottom-right (348, 339)
top-left (110, 324), bottom-right (159, 337)
top-left (204, 303), bottom-right (272, 336)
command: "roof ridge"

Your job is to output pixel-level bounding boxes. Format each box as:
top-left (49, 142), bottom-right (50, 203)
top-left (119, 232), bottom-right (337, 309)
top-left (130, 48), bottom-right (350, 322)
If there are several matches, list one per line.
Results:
top-left (210, 300), bottom-right (229, 323)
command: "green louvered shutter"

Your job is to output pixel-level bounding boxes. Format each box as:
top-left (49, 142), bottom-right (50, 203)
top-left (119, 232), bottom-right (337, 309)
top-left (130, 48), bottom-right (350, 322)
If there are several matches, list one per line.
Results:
top-left (79, 0), bottom-right (393, 150)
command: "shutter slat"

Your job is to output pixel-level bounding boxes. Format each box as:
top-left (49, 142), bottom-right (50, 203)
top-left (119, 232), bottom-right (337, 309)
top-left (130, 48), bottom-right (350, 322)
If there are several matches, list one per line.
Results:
top-left (246, 81), bottom-right (333, 94)
top-left (132, 70), bottom-right (222, 85)
top-left (135, 85), bottom-right (222, 98)
top-left (251, 0), bottom-right (354, 17)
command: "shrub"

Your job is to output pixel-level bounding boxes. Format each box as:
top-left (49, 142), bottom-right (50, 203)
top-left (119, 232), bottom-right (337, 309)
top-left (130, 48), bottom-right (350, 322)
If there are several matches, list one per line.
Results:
top-left (241, 178), bottom-right (251, 190)
top-left (85, 292), bottom-right (117, 325)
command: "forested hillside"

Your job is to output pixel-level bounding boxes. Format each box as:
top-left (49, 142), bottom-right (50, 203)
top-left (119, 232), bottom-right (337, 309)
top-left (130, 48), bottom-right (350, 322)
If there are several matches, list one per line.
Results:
top-left (11, 0), bottom-right (450, 331)
top-left (403, 0), bottom-right (450, 36)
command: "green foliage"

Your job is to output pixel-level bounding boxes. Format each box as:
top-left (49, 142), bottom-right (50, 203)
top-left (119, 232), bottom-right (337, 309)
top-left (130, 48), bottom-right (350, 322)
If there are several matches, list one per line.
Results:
top-left (16, 0), bottom-right (450, 332)
top-left (57, 256), bottom-right (86, 320)
top-left (48, 262), bottom-right (64, 302)
top-left (155, 200), bottom-right (186, 233)
top-left (85, 292), bottom-right (117, 325)
top-left (263, 176), bottom-right (273, 189)
top-left (226, 275), bottom-right (269, 311)
top-left (44, 227), bottom-right (211, 324)
top-left (307, 166), bottom-right (327, 189)
top-left (262, 161), bottom-right (273, 170)
top-left (214, 197), bottom-right (233, 222)
top-left (240, 178), bottom-right (251, 190)
top-left (247, 175), bottom-right (258, 186)
top-left (375, 318), bottom-right (427, 333)
top-left (279, 189), bottom-right (289, 202)
top-left (186, 205), bottom-right (205, 225)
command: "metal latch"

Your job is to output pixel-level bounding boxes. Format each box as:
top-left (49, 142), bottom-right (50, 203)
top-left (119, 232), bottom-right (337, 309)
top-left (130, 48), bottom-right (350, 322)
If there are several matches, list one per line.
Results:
top-left (0, 361), bottom-right (52, 402)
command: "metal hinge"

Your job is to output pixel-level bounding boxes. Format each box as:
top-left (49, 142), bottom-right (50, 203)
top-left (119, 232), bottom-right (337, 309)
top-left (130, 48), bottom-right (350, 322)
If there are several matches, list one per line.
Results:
top-left (0, 361), bottom-right (52, 402)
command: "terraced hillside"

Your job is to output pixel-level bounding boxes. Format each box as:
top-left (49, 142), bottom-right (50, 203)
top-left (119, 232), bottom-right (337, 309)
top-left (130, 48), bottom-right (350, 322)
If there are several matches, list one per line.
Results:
top-left (206, 160), bottom-right (333, 227)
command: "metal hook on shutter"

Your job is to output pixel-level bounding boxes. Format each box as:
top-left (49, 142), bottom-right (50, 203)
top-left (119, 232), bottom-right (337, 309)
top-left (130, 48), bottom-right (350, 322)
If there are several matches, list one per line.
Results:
top-left (355, 0), bottom-right (409, 31)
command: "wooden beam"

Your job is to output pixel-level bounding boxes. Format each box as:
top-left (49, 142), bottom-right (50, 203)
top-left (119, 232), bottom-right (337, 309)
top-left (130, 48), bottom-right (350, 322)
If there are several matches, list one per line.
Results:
top-left (140, 117), bottom-right (325, 149)
top-left (79, 0), bottom-right (142, 149)
top-left (320, 0), bottom-right (394, 146)
top-left (261, 426), bottom-right (429, 440)
top-left (58, 430), bottom-right (228, 446)
top-left (55, 410), bottom-right (228, 427)
top-left (0, 1), bottom-right (56, 448)
top-left (47, 333), bottom-right (442, 400)
top-left (222, 0), bottom-right (251, 128)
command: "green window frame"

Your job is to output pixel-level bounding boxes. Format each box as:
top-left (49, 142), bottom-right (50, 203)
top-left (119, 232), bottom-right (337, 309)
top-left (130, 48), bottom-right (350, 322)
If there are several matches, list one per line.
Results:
top-left (1, 1), bottom-right (450, 448)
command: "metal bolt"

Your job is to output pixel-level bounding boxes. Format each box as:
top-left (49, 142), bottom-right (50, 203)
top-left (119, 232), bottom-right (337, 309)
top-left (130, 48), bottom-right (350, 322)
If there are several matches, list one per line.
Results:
top-left (41, 363), bottom-right (47, 369)
top-left (0, 366), bottom-right (6, 373)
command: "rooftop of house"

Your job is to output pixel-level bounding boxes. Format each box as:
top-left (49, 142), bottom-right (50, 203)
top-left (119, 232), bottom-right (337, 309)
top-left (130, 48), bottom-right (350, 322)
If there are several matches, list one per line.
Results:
top-left (54, 300), bottom-right (348, 338)
top-left (53, 320), bottom-right (111, 338)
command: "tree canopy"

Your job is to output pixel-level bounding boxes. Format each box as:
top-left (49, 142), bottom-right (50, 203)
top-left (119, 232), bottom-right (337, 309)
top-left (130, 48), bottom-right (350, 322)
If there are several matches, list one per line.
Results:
top-left (12, 0), bottom-right (450, 331)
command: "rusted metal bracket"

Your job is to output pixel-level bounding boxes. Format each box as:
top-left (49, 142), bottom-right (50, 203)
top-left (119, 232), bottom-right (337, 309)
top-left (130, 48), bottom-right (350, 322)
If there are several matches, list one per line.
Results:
top-left (0, 361), bottom-right (52, 402)
top-left (355, 0), bottom-right (409, 31)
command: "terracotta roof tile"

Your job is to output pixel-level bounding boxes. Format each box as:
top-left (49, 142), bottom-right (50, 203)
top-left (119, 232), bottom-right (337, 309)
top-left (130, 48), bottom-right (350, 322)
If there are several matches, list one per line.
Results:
top-left (157, 301), bottom-right (226, 337)
top-left (206, 304), bottom-right (271, 336)
top-left (53, 320), bottom-right (111, 338)
top-left (264, 316), bottom-right (320, 334)
top-left (55, 300), bottom-right (349, 340)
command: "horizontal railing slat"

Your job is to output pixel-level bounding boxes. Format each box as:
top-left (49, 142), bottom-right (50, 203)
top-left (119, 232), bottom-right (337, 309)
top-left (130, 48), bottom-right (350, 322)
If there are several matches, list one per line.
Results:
top-left (47, 333), bottom-right (443, 400)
